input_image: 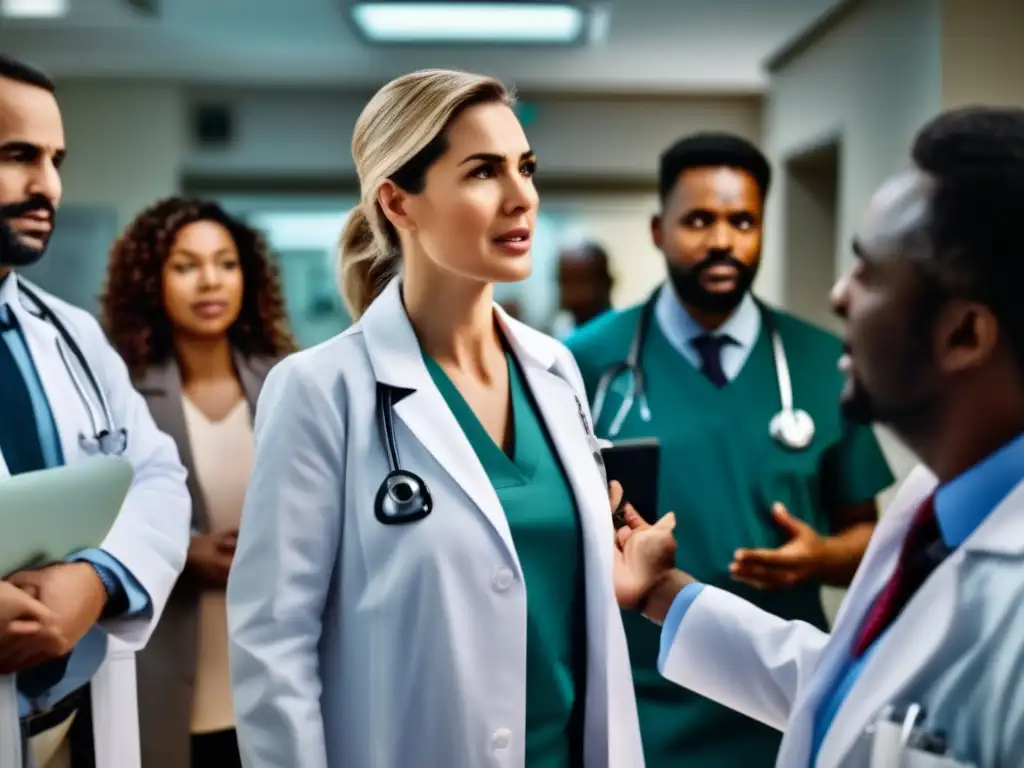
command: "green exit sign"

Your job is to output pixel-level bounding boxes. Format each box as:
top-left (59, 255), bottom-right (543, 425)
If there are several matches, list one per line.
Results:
top-left (515, 101), bottom-right (538, 127)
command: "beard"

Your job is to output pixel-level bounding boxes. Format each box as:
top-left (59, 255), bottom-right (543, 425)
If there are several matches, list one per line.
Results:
top-left (0, 195), bottom-right (55, 267)
top-left (839, 374), bottom-right (879, 425)
top-left (667, 249), bottom-right (758, 314)
top-left (840, 326), bottom-right (938, 432)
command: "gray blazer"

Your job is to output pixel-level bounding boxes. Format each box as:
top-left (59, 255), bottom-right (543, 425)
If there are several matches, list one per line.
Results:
top-left (133, 351), bottom-right (278, 768)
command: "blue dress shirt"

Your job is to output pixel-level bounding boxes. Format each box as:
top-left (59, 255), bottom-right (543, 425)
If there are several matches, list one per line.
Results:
top-left (653, 284), bottom-right (761, 382)
top-left (657, 431), bottom-right (1024, 765)
top-left (0, 300), bottom-right (151, 717)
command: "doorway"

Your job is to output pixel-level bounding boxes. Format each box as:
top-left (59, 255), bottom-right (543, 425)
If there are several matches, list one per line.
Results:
top-left (782, 139), bottom-right (841, 332)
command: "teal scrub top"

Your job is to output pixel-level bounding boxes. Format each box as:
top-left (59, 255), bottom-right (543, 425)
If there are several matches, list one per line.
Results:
top-left (567, 301), bottom-right (894, 768)
top-left (423, 348), bottom-right (588, 768)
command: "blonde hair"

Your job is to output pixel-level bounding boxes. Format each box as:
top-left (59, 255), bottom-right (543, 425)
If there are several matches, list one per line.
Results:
top-left (338, 69), bottom-right (516, 319)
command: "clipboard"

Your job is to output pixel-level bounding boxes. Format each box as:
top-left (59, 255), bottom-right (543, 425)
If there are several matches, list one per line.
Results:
top-left (0, 456), bottom-right (133, 577)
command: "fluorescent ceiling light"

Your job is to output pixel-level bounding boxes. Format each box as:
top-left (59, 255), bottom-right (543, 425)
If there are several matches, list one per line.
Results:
top-left (1, 0), bottom-right (66, 17)
top-left (351, 2), bottom-right (585, 44)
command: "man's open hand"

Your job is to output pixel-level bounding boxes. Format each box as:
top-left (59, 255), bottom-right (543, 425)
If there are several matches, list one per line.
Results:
top-left (730, 503), bottom-right (828, 589)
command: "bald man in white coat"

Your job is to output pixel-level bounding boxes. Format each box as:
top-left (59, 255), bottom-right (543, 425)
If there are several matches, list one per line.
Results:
top-left (612, 107), bottom-right (1024, 768)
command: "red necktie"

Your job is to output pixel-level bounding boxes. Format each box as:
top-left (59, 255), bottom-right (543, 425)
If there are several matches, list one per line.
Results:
top-left (852, 494), bottom-right (947, 657)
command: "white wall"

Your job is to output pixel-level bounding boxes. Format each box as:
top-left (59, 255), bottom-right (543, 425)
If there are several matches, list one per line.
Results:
top-left (182, 90), bottom-right (762, 179)
top-left (29, 82), bottom-right (186, 312)
top-left (57, 82), bottom-right (186, 227)
top-left (941, 0), bottom-right (1024, 110)
top-left (544, 192), bottom-right (664, 308)
top-left (760, 0), bottom-right (945, 500)
top-left (760, 0), bottom-right (943, 309)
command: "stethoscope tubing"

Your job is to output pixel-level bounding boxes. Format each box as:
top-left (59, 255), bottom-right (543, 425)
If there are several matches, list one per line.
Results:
top-left (17, 283), bottom-right (123, 451)
top-left (591, 288), bottom-right (808, 445)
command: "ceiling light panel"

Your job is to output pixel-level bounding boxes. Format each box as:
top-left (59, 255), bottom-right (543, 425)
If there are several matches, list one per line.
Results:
top-left (1, 0), bottom-right (67, 17)
top-left (350, 2), bottom-right (586, 44)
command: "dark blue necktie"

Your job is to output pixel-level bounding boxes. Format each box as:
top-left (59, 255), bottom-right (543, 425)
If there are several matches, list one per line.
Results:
top-left (692, 334), bottom-right (732, 388)
top-left (0, 309), bottom-right (46, 475)
top-left (0, 307), bottom-right (71, 696)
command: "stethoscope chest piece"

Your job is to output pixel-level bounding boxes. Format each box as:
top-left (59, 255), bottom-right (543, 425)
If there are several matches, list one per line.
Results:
top-left (79, 428), bottom-right (129, 457)
top-left (374, 469), bottom-right (433, 525)
top-left (769, 408), bottom-right (816, 451)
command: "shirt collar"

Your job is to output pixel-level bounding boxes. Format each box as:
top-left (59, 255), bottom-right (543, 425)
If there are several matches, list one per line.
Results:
top-left (655, 283), bottom-right (761, 350)
top-left (935, 431), bottom-right (1024, 547)
top-left (0, 272), bottom-right (17, 324)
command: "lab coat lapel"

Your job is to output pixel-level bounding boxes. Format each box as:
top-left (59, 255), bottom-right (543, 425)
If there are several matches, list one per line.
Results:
top-left (501, 315), bottom-right (612, 576)
top-left (7, 276), bottom-right (84, 466)
top-left (501, 312), bottom-right (620, 766)
top-left (359, 280), bottom-right (516, 561)
top-left (816, 471), bottom-right (958, 767)
top-left (786, 467), bottom-right (940, 761)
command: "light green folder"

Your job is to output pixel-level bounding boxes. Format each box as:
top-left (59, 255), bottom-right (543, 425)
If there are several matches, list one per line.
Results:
top-left (0, 456), bottom-right (133, 578)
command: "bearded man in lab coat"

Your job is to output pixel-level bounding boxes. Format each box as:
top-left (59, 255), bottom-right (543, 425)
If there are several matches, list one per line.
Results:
top-left (613, 105), bottom-right (1024, 768)
top-left (0, 54), bottom-right (190, 767)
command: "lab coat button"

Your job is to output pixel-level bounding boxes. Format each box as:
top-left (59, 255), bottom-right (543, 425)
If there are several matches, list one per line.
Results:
top-left (491, 728), bottom-right (512, 751)
top-left (492, 568), bottom-right (514, 592)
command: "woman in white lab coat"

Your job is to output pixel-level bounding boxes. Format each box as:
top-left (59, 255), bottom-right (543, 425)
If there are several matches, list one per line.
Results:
top-left (226, 69), bottom-right (646, 768)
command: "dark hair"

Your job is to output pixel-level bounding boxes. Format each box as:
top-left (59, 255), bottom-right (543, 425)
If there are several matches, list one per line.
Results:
top-left (577, 241), bottom-right (610, 272)
top-left (0, 54), bottom-right (56, 92)
top-left (100, 197), bottom-right (298, 378)
top-left (561, 241), bottom-right (611, 278)
top-left (911, 105), bottom-right (1024, 363)
top-left (658, 132), bottom-right (771, 203)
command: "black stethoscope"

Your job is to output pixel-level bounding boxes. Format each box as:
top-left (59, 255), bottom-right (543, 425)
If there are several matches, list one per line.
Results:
top-left (17, 283), bottom-right (128, 457)
top-left (374, 382), bottom-right (433, 525)
top-left (591, 289), bottom-right (816, 450)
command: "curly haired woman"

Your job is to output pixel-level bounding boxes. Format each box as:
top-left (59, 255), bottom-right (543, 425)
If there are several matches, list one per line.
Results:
top-left (100, 196), bottom-right (296, 768)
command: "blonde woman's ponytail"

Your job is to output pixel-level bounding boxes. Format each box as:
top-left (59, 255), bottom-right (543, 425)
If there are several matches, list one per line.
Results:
top-left (338, 204), bottom-right (398, 320)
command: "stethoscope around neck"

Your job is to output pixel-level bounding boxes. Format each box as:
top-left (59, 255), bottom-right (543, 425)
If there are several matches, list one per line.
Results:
top-left (17, 282), bottom-right (128, 457)
top-left (590, 289), bottom-right (816, 451)
top-left (374, 382), bottom-right (433, 524)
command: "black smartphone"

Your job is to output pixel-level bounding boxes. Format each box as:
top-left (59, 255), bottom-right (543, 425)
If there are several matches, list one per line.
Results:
top-left (601, 438), bottom-right (661, 525)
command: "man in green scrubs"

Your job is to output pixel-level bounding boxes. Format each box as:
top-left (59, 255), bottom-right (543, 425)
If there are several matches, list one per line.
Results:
top-left (566, 132), bottom-right (894, 767)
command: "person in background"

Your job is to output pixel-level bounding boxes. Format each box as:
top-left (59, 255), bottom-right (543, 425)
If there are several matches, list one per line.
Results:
top-left (0, 53), bottom-right (190, 768)
top-left (566, 132), bottom-right (894, 767)
top-left (100, 197), bottom-right (297, 768)
top-left (617, 105), bottom-right (1024, 768)
top-left (551, 241), bottom-right (614, 339)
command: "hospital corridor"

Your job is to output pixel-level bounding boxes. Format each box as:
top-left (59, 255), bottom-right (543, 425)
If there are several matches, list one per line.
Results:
top-left (0, 0), bottom-right (1023, 766)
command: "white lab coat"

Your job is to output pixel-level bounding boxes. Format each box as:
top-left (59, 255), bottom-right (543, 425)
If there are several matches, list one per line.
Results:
top-left (227, 278), bottom-right (644, 768)
top-left (0, 276), bottom-right (191, 768)
top-left (660, 462), bottom-right (1024, 767)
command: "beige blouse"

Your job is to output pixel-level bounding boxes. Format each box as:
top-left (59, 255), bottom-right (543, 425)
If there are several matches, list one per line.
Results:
top-left (182, 396), bottom-right (254, 735)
